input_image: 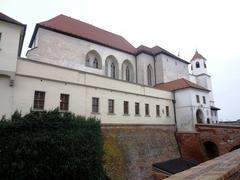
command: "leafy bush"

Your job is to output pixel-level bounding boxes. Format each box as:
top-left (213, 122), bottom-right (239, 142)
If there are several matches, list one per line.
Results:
top-left (0, 109), bottom-right (107, 180)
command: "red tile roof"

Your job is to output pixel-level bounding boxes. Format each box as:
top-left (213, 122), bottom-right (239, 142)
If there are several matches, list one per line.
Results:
top-left (30, 14), bottom-right (136, 54)
top-left (29, 14), bottom-right (189, 64)
top-left (191, 50), bottom-right (206, 61)
top-left (155, 78), bottom-right (209, 91)
top-left (0, 12), bottom-right (25, 26)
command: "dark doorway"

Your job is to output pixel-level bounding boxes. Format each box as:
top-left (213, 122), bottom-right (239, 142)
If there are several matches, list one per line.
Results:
top-left (207, 118), bottom-right (210, 124)
top-left (196, 109), bottom-right (204, 123)
top-left (203, 141), bottom-right (219, 159)
top-left (230, 145), bottom-right (240, 152)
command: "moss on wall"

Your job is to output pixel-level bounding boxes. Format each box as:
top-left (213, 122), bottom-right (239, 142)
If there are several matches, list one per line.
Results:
top-left (102, 125), bottom-right (180, 180)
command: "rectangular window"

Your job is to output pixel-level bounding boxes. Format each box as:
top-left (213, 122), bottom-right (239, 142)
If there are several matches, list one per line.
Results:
top-left (166, 106), bottom-right (169, 117)
top-left (0, 33), bottom-right (2, 41)
top-left (145, 103), bottom-right (149, 116)
top-left (33, 91), bottom-right (45, 110)
top-left (196, 95), bottom-right (200, 103)
top-left (60, 94), bottom-right (69, 111)
top-left (156, 105), bottom-right (160, 117)
top-left (123, 101), bottom-right (129, 115)
top-left (135, 102), bottom-right (140, 115)
top-left (203, 96), bottom-right (206, 104)
top-left (108, 99), bottom-right (114, 114)
top-left (92, 97), bottom-right (99, 113)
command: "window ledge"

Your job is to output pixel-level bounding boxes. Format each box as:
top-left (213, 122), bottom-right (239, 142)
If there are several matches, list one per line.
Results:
top-left (32, 109), bottom-right (44, 112)
top-left (108, 113), bottom-right (116, 115)
top-left (91, 112), bottom-right (100, 115)
top-left (135, 114), bottom-right (141, 117)
top-left (145, 115), bottom-right (151, 117)
top-left (123, 114), bottom-right (130, 116)
top-left (59, 110), bottom-right (69, 113)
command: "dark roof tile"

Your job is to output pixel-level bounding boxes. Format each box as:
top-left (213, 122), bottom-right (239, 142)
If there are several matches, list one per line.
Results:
top-left (0, 12), bottom-right (25, 26)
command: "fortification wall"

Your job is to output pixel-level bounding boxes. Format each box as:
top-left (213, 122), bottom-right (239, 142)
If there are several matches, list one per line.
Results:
top-left (102, 124), bottom-right (180, 180)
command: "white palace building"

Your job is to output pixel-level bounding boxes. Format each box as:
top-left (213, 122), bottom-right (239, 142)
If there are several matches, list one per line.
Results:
top-left (0, 12), bottom-right (220, 131)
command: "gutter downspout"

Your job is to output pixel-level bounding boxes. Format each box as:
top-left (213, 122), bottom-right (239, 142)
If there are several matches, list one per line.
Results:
top-left (135, 55), bottom-right (138, 84)
top-left (172, 91), bottom-right (177, 131)
top-left (172, 91), bottom-right (183, 158)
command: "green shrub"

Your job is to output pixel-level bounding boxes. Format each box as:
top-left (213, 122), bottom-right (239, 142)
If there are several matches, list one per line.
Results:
top-left (0, 109), bottom-right (107, 180)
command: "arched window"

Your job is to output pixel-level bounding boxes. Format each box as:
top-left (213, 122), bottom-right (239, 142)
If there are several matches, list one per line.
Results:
top-left (122, 60), bottom-right (134, 82)
top-left (93, 58), bottom-right (98, 68)
top-left (85, 50), bottom-right (102, 69)
top-left (105, 55), bottom-right (119, 79)
top-left (147, 65), bottom-right (153, 86)
top-left (111, 63), bottom-right (116, 78)
top-left (126, 66), bottom-right (130, 81)
top-left (196, 61), bottom-right (200, 68)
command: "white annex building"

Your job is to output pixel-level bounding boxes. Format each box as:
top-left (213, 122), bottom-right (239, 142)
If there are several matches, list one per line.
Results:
top-left (0, 12), bottom-right (220, 131)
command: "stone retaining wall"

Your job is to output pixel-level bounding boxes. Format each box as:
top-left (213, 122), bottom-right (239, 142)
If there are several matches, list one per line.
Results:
top-left (102, 124), bottom-right (180, 180)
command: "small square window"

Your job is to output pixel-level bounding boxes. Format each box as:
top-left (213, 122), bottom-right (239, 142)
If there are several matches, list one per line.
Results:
top-left (145, 104), bottom-right (149, 116)
top-left (60, 94), bottom-right (69, 111)
top-left (156, 105), bottom-right (160, 117)
top-left (123, 101), bottom-right (129, 115)
top-left (196, 95), bottom-right (200, 103)
top-left (166, 106), bottom-right (169, 117)
top-left (203, 96), bottom-right (206, 104)
top-left (33, 91), bottom-right (45, 110)
top-left (92, 97), bottom-right (99, 113)
top-left (135, 102), bottom-right (140, 115)
top-left (108, 99), bottom-right (114, 114)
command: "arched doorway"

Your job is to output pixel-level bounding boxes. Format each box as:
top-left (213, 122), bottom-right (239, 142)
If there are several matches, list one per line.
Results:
top-left (203, 141), bottom-right (219, 159)
top-left (196, 109), bottom-right (204, 123)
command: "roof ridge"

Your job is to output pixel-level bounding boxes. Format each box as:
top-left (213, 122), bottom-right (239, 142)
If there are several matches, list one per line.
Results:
top-left (56, 14), bottom-right (133, 44)
top-left (39, 14), bottom-right (136, 50)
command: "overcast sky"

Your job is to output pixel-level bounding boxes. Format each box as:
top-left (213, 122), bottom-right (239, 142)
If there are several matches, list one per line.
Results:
top-left (1, 0), bottom-right (240, 121)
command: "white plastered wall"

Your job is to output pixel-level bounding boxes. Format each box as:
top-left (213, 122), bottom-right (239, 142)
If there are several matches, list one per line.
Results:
top-left (0, 21), bottom-right (22, 76)
top-left (161, 54), bottom-right (189, 83)
top-left (136, 53), bottom-right (155, 86)
top-left (175, 88), bottom-right (211, 131)
top-left (2, 59), bottom-right (175, 124)
top-left (27, 28), bottom-right (136, 82)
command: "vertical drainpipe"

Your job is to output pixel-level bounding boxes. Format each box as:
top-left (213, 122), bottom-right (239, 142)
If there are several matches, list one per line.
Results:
top-left (172, 91), bottom-right (177, 131)
top-left (135, 55), bottom-right (138, 84)
top-left (154, 55), bottom-right (157, 85)
top-left (172, 91), bottom-right (183, 158)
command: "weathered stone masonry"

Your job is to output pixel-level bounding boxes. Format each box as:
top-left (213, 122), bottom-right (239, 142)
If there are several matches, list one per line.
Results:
top-left (102, 124), bottom-right (180, 180)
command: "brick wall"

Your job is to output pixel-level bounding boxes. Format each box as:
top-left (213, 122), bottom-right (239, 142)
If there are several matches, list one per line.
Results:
top-left (102, 124), bottom-right (180, 180)
top-left (176, 132), bottom-right (206, 162)
top-left (177, 124), bottom-right (240, 163)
